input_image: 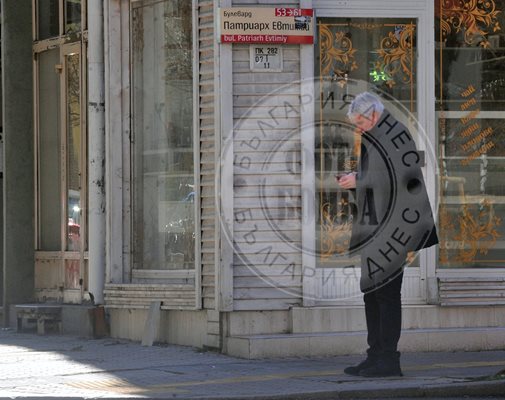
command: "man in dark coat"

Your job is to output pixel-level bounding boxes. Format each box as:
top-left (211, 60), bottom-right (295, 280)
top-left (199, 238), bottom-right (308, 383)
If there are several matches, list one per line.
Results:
top-left (337, 92), bottom-right (438, 377)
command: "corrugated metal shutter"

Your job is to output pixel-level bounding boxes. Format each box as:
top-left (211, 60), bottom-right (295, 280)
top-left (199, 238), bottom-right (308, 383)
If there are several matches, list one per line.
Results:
top-left (439, 277), bottom-right (505, 306)
top-left (104, 284), bottom-right (196, 309)
top-left (232, 43), bottom-right (303, 311)
top-left (199, 0), bottom-right (216, 310)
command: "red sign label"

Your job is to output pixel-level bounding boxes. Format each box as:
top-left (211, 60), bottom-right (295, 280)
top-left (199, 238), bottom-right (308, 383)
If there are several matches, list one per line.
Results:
top-left (221, 34), bottom-right (313, 44)
top-left (274, 8), bottom-right (313, 17)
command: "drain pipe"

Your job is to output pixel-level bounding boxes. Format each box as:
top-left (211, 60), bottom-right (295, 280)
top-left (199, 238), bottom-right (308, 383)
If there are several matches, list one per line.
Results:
top-left (87, 0), bottom-right (106, 305)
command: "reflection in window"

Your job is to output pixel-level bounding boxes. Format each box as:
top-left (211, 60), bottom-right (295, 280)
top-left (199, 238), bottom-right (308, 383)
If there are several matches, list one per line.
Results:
top-left (317, 19), bottom-right (417, 113)
top-left (65, 0), bottom-right (82, 34)
top-left (314, 18), bottom-right (418, 269)
top-left (132, 0), bottom-right (194, 270)
top-left (66, 53), bottom-right (81, 251)
top-left (436, 0), bottom-right (505, 267)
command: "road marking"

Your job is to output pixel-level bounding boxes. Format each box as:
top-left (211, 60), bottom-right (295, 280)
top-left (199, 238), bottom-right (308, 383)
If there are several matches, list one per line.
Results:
top-left (404, 360), bottom-right (505, 371)
top-left (149, 369), bottom-right (344, 389)
top-left (67, 377), bottom-right (189, 395)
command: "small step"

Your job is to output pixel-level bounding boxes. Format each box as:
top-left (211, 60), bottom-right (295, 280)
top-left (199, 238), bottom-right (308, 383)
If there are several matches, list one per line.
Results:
top-left (226, 327), bottom-right (505, 359)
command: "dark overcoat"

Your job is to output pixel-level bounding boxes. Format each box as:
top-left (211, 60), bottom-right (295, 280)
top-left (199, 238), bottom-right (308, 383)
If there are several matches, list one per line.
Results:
top-left (349, 111), bottom-right (438, 292)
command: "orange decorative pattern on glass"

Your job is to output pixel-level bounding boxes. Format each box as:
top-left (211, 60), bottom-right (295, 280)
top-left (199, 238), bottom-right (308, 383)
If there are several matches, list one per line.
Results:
top-left (375, 24), bottom-right (415, 88)
top-left (439, 0), bottom-right (501, 47)
top-left (319, 24), bottom-right (358, 79)
top-left (320, 201), bottom-right (352, 258)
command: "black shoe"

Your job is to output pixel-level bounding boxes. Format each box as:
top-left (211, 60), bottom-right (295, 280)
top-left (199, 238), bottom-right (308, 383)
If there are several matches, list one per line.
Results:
top-left (344, 358), bottom-right (376, 376)
top-left (358, 361), bottom-right (403, 377)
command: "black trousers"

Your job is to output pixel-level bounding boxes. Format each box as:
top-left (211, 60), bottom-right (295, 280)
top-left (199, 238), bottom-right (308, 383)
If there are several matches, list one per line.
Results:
top-left (363, 272), bottom-right (404, 361)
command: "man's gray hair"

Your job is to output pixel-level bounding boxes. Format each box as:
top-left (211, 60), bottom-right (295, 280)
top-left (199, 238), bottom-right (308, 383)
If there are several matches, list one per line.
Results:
top-left (347, 92), bottom-right (384, 120)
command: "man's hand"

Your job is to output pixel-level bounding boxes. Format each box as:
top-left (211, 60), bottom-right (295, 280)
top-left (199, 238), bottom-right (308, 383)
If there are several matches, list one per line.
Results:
top-left (336, 173), bottom-right (356, 189)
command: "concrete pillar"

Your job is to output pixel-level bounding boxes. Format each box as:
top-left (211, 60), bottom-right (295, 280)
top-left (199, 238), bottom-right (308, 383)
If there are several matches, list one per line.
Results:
top-left (1, 0), bottom-right (34, 325)
top-left (0, 14), bottom-right (3, 306)
top-left (87, 0), bottom-right (106, 304)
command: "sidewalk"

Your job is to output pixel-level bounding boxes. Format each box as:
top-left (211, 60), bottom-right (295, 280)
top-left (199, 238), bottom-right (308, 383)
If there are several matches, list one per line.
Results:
top-left (0, 328), bottom-right (504, 399)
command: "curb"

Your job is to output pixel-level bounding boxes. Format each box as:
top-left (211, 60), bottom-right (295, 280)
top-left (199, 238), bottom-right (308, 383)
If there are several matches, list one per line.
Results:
top-left (171, 379), bottom-right (505, 399)
top-left (338, 379), bottom-right (505, 399)
top-left (3, 379), bottom-right (503, 400)
top-left (186, 379), bottom-right (504, 399)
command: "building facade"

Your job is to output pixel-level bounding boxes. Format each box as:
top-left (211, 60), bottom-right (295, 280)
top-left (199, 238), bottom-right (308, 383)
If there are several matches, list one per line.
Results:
top-left (2, 0), bottom-right (505, 357)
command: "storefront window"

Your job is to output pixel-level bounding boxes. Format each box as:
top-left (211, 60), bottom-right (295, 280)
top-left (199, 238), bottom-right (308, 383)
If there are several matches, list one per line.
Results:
top-left (38, 0), bottom-right (60, 40)
top-left (315, 18), bottom-right (418, 269)
top-left (38, 48), bottom-right (62, 250)
top-left (66, 52), bottom-right (82, 251)
top-left (35, 2), bottom-right (88, 252)
top-left (36, 0), bottom-right (85, 40)
top-left (436, 0), bottom-right (505, 267)
top-left (132, 0), bottom-right (195, 270)
top-left (65, 0), bottom-right (82, 34)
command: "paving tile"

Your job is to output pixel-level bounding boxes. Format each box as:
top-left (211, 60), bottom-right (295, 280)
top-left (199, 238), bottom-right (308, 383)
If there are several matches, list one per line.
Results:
top-left (0, 329), bottom-right (504, 399)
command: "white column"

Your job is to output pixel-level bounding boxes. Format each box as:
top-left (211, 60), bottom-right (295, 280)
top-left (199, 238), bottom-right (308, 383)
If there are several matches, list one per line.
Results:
top-left (87, 0), bottom-right (106, 304)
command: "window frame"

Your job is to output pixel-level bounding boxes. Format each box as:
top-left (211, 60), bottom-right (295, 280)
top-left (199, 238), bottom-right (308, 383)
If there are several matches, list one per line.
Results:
top-left (61, 41), bottom-right (87, 253)
top-left (130, 0), bottom-right (199, 273)
top-left (33, 0), bottom-right (89, 303)
top-left (105, 0), bottom-right (201, 305)
top-left (301, 1), bottom-right (437, 306)
top-left (32, 0), bottom-right (87, 42)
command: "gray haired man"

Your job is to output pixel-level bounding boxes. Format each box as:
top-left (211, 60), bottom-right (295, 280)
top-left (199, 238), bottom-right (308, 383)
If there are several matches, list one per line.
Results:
top-left (337, 92), bottom-right (438, 377)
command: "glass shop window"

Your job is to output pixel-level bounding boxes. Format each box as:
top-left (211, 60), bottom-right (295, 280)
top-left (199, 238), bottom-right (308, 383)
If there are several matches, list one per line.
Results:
top-left (131, 0), bottom-right (195, 270)
top-left (38, 48), bottom-right (62, 250)
top-left (38, 0), bottom-right (60, 40)
top-left (65, 0), bottom-right (82, 34)
top-left (36, 0), bottom-right (85, 40)
top-left (436, 0), bottom-right (505, 267)
top-left (314, 18), bottom-right (418, 269)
